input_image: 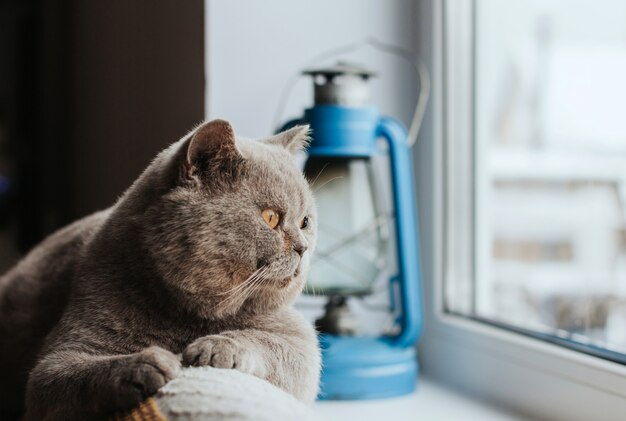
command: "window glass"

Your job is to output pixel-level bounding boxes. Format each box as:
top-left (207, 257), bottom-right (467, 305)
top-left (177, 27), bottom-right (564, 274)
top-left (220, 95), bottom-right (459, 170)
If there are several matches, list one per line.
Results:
top-left (447, 0), bottom-right (626, 358)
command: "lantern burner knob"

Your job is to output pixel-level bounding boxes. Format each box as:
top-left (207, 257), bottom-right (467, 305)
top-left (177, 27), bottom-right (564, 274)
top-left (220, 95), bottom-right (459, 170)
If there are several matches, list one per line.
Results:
top-left (303, 62), bottom-right (376, 107)
top-left (315, 295), bottom-right (359, 336)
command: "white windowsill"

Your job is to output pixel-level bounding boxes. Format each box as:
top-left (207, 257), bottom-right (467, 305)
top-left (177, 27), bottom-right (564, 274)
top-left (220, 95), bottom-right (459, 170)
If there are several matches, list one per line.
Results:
top-left (313, 377), bottom-right (527, 421)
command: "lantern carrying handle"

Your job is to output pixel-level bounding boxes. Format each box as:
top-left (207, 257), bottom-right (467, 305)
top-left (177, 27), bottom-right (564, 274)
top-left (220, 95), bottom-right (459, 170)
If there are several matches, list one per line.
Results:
top-left (376, 116), bottom-right (424, 347)
top-left (272, 37), bottom-right (430, 148)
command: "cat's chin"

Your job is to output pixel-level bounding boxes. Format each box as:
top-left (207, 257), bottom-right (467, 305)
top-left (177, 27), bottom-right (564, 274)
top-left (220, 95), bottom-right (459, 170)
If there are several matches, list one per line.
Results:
top-left (274, 269), bottom-right (300, 289)
top-left (283, 264), bottom-right (303, 285)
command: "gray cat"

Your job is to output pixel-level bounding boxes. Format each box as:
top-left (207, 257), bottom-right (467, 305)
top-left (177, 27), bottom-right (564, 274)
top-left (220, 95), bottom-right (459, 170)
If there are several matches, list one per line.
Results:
top-left (0, 120), bottom-right (320, 420)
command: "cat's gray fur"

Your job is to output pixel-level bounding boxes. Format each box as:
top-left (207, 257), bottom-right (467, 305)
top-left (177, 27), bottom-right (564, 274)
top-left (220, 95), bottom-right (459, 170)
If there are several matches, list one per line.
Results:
top-left (0, 120), bottom-right (320, 420)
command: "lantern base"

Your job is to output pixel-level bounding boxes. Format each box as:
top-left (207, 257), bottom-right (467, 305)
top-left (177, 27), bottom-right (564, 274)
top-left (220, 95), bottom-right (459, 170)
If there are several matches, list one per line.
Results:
top-left (317, 335), bottom-right (418, 400)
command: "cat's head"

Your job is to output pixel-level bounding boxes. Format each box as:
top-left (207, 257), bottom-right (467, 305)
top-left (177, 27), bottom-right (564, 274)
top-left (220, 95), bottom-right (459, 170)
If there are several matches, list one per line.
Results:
top-left (142, 119), bottom-right (317, 319)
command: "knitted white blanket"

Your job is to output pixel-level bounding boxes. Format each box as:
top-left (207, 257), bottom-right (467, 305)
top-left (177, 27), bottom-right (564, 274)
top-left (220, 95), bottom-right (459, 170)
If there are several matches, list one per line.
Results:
top-left (154, 367), bottom-right (319, 421)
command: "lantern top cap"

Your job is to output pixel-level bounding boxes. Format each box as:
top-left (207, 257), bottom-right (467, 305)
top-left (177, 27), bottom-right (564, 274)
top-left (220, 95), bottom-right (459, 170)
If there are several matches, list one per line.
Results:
top-left (303, 62), bottom-right (375, 106)
top-left (303, 61), bottom-right (376, 81)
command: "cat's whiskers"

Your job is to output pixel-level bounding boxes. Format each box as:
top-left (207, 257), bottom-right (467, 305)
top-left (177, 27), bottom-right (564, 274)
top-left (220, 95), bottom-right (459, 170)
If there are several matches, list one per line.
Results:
top-left (216, 267), bottom-right (263, 297)
top-left (215, 266), bottom-right (269, 309)
top-left (214, 271), bottom-right (263, 310)
top-left (309, 163), bottom-right (329, 188)
top-left (313, 176), bottom-right (344, 193)
top-left (309, 283), bottom-right (319, 297)
top-left (216, 278), bottom-right (262, 309)
top-left (237, 271), bottom-right (266, 306)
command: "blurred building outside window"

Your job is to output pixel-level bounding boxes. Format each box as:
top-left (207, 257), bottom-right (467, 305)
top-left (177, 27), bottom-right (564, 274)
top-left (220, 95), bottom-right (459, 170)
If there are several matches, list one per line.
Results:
top-left (446, 0), bottom-right (626, 358)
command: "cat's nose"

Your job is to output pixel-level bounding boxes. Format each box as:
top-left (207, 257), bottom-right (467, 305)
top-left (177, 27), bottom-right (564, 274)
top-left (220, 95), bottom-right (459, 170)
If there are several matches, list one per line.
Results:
top-left (293, 243), bottom-right (308, 256)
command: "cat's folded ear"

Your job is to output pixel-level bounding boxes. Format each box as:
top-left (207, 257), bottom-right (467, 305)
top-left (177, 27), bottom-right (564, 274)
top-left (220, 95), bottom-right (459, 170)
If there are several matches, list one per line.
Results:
top-left (263, 125), bottom-right (310, 154)
top-left (182, 119), bottom-right (244, 186)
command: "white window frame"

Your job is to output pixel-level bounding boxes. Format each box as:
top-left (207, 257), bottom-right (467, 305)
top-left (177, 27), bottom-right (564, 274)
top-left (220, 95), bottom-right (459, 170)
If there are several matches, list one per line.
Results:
top-left (415, 1), bottom-right (626, 419)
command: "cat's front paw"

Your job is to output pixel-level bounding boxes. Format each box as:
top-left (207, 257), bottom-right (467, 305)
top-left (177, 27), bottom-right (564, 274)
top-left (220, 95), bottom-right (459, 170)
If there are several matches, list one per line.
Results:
top-left (182, 335), bottom-right (264, 376)
top-left (109, 346), bottom-right (181, 409)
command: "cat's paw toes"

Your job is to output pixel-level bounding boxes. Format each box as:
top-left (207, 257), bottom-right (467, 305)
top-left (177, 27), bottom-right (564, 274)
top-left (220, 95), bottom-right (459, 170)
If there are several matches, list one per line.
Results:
top-left (183, 335), bottom-right (262, 374)
top-left (112, 346), bottom-right (181, 407)
top-left (134, 346), bottom-right (181, 385)
top-left (183, 335), bottom-right (238, 368)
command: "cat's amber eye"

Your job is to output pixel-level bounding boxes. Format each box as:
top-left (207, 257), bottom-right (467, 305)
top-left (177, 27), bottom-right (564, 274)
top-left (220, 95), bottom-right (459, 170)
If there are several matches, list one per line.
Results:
top-left (262, 209), bottom-right (280, 229)
top-left (301, 216), bottom-right (309, 229)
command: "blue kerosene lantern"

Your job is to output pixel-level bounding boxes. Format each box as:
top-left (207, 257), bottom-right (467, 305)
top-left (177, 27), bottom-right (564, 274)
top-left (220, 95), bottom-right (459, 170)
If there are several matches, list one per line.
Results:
top-left (280, 63), bottom-right (423, 400)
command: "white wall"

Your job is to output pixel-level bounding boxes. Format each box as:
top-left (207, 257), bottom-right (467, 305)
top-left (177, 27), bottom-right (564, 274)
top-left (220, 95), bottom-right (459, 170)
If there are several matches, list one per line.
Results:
top-left (205, 0), bottom-right (419, 138)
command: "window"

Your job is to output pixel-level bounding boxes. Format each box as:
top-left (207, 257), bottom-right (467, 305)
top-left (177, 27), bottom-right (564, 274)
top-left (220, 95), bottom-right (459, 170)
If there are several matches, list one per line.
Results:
top-left (418, 1), bottom-right (626, 418)
top-left (444, 0), bottom-right (626, 363)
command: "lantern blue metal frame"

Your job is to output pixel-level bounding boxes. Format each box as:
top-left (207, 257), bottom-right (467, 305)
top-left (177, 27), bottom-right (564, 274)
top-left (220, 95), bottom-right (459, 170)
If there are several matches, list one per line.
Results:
top-left (281, 103), bottom-right (423, 400)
